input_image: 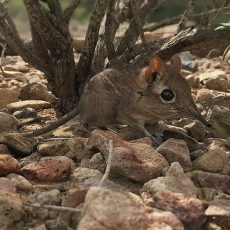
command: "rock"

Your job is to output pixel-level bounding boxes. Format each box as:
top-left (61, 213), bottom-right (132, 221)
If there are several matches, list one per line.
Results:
top-left (190, 149), bottom-right (205, 161)
top-left (188, 170), bottom-right (230, 193)
top-left (4, 63), bottom-right (29, 73)
top-left (143, 162), bottom-right (198, 197)
top-left (0, 112), bottom-right (18, 132)
top-left (153, 191), bottom-right (206, 230)
top-left (178, 51), bottom-right (198, 72)
top-left (184, 120), bottom-right (207, 141)
top-left (6, 173), bottom-right (34, 192)
top-left (163, 129), bottom-right (202, 152)
top-left (192, 147), bottom-right (228, 173)
top-left (37, 141), bottom-right (69, 156)
top-left (0, 154), bottom-right (21, 176)
top-left (186, 74), bottom-right (200, 88)
top-left (77, 187), bottom-right (183, 230)
top-left (21, 156), bottom-right (72, 181)
top-left (196, 88), bottom-right (216, 101)
top-left (89, 152), bottom-right (106, 172)
top-left (0, 144), bottom-right (10, 154)
top-left (0, 88), bottom-right (19, 107)
top-left (157, 138), bottom-right (192, 172)
top-left (36, 189), bottom-right (61, 205)
top-left (66, 137), bottom-right (92, 161)
top-left (208, 105), bottom-right (230, 138)
top-left (13, 108), bottom-right (37, 119)
top-left (0, 133), bottom-right (33, 156)
top-left (20, 83), bottom-right (57, 104)
top-left (0, 177), bottom-right (17, 193)
top-left (72, 167), bottom-right (103, 183)
top-left (0, 191), bottom-right (24, 229)
top-left (86, 130), bottom-right (169, 183)
top-left (7, 100), bottom-right (51, 112)
top-left (2, 70), bottom-right (24, 78)
top-left (205, 200), bottom-right (230, 229)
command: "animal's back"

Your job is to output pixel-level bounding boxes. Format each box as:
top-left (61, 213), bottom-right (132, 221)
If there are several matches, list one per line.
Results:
top-left (79, 65), bottom-right (141, 127)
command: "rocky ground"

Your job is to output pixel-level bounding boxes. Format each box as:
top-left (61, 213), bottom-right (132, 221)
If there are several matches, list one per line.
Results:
top-left (0, 51), bottom-right (229, 230)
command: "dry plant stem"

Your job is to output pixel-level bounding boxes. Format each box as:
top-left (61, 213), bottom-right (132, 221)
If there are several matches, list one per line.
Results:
top-left (98, 140), bottom-right (113, 186)
top-left (177, 0), bottom-right (198, 32)
top-left (63, 0), bottom-right (81, 23)
top-left (130, 0), bottom-right (151, 57)
top-left (76, 0), bottom-right (109, 91)
top-left (116, 0), bottom-right (165, 56)
top-left (144, 7), bottom-right (230, 32)
top-left (209, 0), bottom-right (229, 27)
top-left (24, 202), bottom-right (81, 213)
top-left (0, 42), bottom-right (6, 77)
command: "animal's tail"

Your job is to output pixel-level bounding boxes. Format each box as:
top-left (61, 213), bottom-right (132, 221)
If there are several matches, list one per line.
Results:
top-left (21, 108), bottom-right (79, 137)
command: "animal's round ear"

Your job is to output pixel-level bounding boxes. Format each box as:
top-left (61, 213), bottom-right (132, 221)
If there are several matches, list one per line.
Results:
top-left (144, 55), bottom-right (165, 84)
top-left (170, 54), bottom-right (181, 72)
top-left (149, 54), bottom-right (165, 73)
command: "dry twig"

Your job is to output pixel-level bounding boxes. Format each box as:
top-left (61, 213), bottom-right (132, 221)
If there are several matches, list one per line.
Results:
top-left (24, 202), bottom-right (81, 213)
top-left (98, 140), bottom-right (114, 186)
top-left (144, 6), bottom-right (230, 32)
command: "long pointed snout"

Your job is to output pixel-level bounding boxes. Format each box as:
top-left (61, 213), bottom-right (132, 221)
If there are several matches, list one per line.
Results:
top-left (186, 106), bottom-right (212, 127)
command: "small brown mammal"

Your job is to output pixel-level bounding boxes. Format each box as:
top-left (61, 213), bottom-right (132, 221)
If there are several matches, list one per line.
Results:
top-left (22, 54), bottom-right (210, 143)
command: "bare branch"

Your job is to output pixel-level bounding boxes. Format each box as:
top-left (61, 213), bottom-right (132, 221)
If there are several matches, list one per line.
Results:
top-left (144, 6), bottom-right (230, 32)
top-left (40, 0), bottom-right (62, 18)
top-left (177, 0), bottom-right (198, 32)
top-left (76, 0), bottom-right (109, 91)
top-left (98, 140), bottom-right (113, 186)
top-left (209, 0), bottom-right (229, 26)
top-left (116, 0), bottom-right (165, 56)
top-left (63, 0), bottom-right (81, 23)
top-left (24, 202), bottom-right (82, 213)
top-left (0, 42), bottom-right (6, 77)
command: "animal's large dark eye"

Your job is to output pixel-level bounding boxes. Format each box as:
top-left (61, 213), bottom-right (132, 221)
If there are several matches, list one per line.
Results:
top-left (161, 89), bottom-right (175, 101)
top-left (151, 72), bottom-right (159, 82)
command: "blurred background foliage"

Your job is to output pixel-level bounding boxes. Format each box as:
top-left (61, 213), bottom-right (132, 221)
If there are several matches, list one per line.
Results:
top-left (8, 0), bottom-right (229, 23)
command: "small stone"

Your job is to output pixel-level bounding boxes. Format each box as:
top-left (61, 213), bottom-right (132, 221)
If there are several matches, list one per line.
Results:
top-left (4, 64), bottom-right (29, 73)
top-left (72, 167), bottom-right (103, 183)
top-left (77, 187), bottom-right (184, 230)
top-left (20, 83), bottom-right (48, 101)
top-left (89, 152), bottom-right (106, 172)
top-left (0, 177), bottom-right (17, 193)
top-left (208, 105), bottom-right (230, 138)
top-left (37, 141), bottom-right (69, 156)
top-left (0, 133), bottom-right (33, 156)
top-left (0, 191), bottom-right (24, 229)
top-left (87, 130), bottom-right (169, 183)
top-left (163, 129), bottom-right (202, 152)
top-left (153, 191), bottom-right (206, 230)
top-left (184, 120), bottom-right (207, 141)
top-left (66, 137), bottom-right (92, 161)
top-left (198, 70), bottom-right (229, 91)
top-left (0, 154), bottom-right (21, 176)
top-left (178, 51), bottom-right (198, 72)
top-left (196, 88), bottom-right (216, 101)
top-left (0, 144), bottom-right (10, 154)
top-left (157, 138), bottom-right (192, 172)
top-left (0, 88), bottom-right (19, 107)
top-left (205, 200), bottom-right (230, 229)
top-left (13, 108), bottom-right (37, 119)
top-left (0, 112), bottom-right (18, 132)
top-left (7, 100), bottom-right (51, 112)
top-left (36, 189), bottom-right (61, 205)
top-left (186, 74), bottom-right (200, 88)
top-left (6, 173), bottom-right (34, 192)
top-left (21, 156), bottom-right (72, 181)
top-left (192, 147), bottom-right (227, 173)
top-left (188, 170), bottom-right (230, 193)
top-left (143, 162), bottom-right (198, 197)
